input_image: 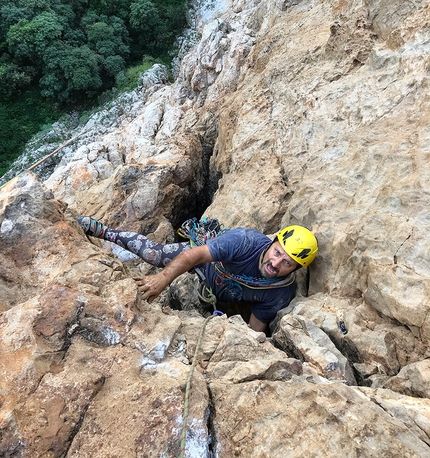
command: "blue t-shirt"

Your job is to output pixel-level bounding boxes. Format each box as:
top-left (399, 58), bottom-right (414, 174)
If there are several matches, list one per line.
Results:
top-left (203, 228), bottom-right (296, 323)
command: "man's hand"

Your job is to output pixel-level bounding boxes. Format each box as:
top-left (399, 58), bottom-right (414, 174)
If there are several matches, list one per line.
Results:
top-left (134, 273), bottom-right (170, 303)
top-left (133, 245), bottom-right (213, 303)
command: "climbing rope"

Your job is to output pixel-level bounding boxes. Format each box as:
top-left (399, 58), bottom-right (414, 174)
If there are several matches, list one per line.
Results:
top-left (213, 261), bottom-right (296, 290)
top-left (179, 312), bottom-right (220, 457)
top-left (177, 217), bottom-right (229, 248)
top-left (178, 217), bottom-right (295, 291)
top-left (0, 128), bottom-right (89, 192)
top-left (196, 283), bottom-right (218, 310)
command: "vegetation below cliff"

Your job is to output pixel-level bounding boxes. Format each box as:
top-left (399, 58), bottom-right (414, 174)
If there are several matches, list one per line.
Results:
top-left (0, 0), bottom-right (188, 177)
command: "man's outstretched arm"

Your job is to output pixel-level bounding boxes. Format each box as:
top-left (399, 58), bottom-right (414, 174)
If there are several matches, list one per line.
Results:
top-left (134, 245), bottom-right (213, 303)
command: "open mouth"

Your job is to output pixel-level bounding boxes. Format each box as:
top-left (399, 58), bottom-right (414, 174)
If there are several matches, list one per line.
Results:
top-left (264, 262), bottom-right (278, 276)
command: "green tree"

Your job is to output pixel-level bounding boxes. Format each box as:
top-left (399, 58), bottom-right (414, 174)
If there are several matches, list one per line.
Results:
top-left (129, 0), bottom-right (162, 53)
top-left (50, 2), bottom-right (76, 29)
top-left (40, 44), bottom-right (102, 100)
top-left (129, 0), bottom-right (159, 32)
top-left (86, 19), bottom-right (129, 58)
top-left (84, 14), bottom-right (129, 85)
top-left (6, 12), bottom-right (64, 62)
top-left (0, 3), bottom-right (32, 42)
top-left (87, 0), bottom-right (132, 21)
top-left (63, 27), bottom-right (86, 46)
top-left (6, 18), bottom-right (37, 61)
top-left (0, 61), bottom-right (32, 98)
top-left (63, 45), bottom-right (103, 92)
top-left (129, 0), bottom-right (186, 55)
top-left (105, 54), bottom-right (125, 77)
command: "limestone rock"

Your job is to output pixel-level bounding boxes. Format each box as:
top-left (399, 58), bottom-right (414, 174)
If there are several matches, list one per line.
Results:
top-left (1, 0), bottom-right (430, 456)
top-left (383, 360), bottom-right (430, 399)
top-left (272, 314), bottom-right (357, 385)
top-left (357, 386), bottom-right (430, 446)
top-left (204, 315), bottom-right (304, 383)
top-left (209, 380), bottom-right (430, 457)
top-left (272, 294), bottom-right (430, 381)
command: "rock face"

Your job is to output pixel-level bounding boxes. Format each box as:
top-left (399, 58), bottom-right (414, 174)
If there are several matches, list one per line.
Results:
top-left (1, 0), bottom-right (430, 456)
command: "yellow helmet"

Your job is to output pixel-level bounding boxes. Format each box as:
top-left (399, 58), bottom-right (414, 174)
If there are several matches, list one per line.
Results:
top-left (276, 225), bottom-right (318, 267)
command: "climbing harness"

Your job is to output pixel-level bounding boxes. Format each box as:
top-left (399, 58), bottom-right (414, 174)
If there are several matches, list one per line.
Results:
top-left (213, 261), bottom-right (295, 290)
top-left (178, 217), bottom-right (228, 310)
top-left (179, 311), bottom-right (223, 457)
top-left (178, 217), bottom-right (296, 293)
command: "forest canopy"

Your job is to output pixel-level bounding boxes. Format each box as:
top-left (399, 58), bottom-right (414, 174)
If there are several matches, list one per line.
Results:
top-left (0, 0), bottom-right (188, 176)
top-left (0, 0), bottom-right (188, 102)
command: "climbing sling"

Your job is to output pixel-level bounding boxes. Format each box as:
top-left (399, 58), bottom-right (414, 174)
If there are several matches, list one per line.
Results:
top-left (177, 217), bottom-right (296, 294)
top-left (177, 217), bottom-right (228, 310)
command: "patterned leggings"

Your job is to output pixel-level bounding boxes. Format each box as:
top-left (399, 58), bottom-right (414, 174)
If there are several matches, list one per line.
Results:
top-left (104, 228), bottom-right (191, 267)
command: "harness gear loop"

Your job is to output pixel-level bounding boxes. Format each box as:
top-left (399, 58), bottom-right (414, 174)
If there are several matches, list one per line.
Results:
top-left (178, 217), bottom-right (228, 311)
top-left (178, 217), bottom-right (296, 303)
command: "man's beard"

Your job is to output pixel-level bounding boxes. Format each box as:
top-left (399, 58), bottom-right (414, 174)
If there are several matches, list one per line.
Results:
top-left (259, 260), bottom-right (279, 279)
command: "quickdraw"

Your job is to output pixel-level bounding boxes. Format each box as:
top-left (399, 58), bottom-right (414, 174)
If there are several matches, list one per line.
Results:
top-left (177, 217), bottom-right (229, 247)
top-left (178, 217), bottom-right (296, 290)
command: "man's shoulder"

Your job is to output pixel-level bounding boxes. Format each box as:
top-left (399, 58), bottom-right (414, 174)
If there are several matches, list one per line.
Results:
top-left (214, 227), bottom-right (270, 248)
top-left (227, 227), bottom-right (270, 240)
top-left (206, 226), bottom-right (270, 261)
top-left (224, 227), bottom-right (271, 253)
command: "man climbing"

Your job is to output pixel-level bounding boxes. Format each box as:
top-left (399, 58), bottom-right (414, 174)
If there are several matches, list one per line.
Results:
top-left (77, 216), bottom-right (318, 333)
